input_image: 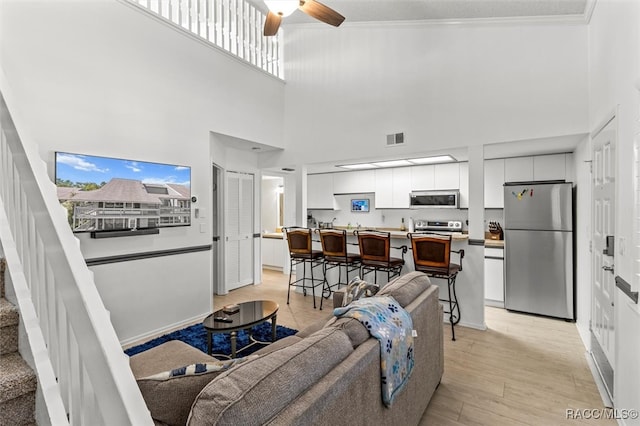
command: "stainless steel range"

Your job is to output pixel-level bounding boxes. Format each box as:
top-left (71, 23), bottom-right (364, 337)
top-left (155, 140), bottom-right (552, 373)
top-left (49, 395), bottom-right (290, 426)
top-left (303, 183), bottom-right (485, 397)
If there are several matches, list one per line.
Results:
top-left (413, 220), bottom-right (463, 234)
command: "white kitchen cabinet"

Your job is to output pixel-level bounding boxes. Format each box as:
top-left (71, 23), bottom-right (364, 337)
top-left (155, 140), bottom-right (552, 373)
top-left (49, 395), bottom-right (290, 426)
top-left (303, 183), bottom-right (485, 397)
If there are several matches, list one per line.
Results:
top-left (484, 158), bottom-right (505, 208)
top-left (533, 154), bottom-right (566, 181)
top-left (458, 162), bottom-right (469, 208)
top-left (262, 237), bottom-right (285, 269)
top-left (410, 165), bottom-right (435, 191)
top-left (505, 156), bottom-right (534, 183)
top-left (392, 168), bottom-right (411, 208)
top-left (374, 169), bottom-right (394, 208)
top-left (434, 163), bottom-right (460, 190)
top-left (332, 170), bottom-right (375, 194)
top-left (484, 247), bottom-right (504, 307)
top-left (307, 174), bottom-right (335, 209)
top-left (375, 168), bottom-right (410, 208)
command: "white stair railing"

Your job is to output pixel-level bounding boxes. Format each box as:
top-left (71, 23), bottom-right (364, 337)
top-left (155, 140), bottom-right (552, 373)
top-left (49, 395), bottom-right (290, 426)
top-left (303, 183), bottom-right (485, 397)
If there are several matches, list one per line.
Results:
top-left (0, 88), bottom-right (153, 424)
top-left (124, 0), bottom-right (284, 79)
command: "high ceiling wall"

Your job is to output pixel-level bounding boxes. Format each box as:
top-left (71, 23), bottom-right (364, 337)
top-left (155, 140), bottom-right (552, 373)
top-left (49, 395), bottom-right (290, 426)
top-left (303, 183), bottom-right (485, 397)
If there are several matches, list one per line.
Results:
top-left (260, 21), bottom-right (589, 169)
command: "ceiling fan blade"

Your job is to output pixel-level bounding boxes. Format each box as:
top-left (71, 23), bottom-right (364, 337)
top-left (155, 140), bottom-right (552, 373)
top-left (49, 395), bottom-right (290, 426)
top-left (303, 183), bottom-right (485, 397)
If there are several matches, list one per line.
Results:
top-left (299, 0), bottom-right (345, 27)
top-left (264, 11), bottom-right (282, 36)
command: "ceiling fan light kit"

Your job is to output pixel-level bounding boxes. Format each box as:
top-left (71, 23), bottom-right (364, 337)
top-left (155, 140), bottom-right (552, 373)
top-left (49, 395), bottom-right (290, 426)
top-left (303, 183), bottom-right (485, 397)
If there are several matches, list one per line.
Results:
top-left (264, 0), bottom-right (299, 17)
top-left (263, 0), bottom-right (345, 36)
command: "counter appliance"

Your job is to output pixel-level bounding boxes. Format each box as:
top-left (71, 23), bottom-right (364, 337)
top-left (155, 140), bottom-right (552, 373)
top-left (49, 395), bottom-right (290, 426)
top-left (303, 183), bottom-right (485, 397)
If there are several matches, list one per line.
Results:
top-left (410, 190), bottom-right (459, 208)
top-left (503, 181), bottom-right (574, 320)
top-left (414, 220), bottom-right (463, 234)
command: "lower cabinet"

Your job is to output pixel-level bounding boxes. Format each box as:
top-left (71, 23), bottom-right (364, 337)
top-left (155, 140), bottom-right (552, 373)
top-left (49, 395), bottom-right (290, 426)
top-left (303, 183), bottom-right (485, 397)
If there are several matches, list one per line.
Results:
top-left (262, 237), bottom-right (286, 269)
top-left (484, 247), bottom-right (504, 307)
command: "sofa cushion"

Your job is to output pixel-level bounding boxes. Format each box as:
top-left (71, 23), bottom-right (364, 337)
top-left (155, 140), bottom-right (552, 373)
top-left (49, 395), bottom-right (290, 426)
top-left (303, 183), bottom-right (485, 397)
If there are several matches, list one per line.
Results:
top-left (136, 356), bottom-right (254, 426)
top-left (378, 271), bottom-right (432, 307)
top-left (253, 335), bottom-right (303, 356)
top-left (323, 317), bottom-right (370, 348)
top-left (187, 327), bottom-right (353, 425)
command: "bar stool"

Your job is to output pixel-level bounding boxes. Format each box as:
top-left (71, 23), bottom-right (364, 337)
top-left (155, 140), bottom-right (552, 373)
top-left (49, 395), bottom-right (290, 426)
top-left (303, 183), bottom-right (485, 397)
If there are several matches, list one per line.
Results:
top-left (355, 230), bottom-right (406, 285)
top-left (318, 229), bottom-right (361, 309)
top-left (408, 232), bottom-right (464, 341)
top-left (283, 227), bottom-right (324, 309)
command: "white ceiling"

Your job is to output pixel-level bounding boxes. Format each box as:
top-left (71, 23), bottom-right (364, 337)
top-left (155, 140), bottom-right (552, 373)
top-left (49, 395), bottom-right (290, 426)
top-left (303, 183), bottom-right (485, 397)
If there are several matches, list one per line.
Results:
top-left (249, 0), bottom-right (590, 26)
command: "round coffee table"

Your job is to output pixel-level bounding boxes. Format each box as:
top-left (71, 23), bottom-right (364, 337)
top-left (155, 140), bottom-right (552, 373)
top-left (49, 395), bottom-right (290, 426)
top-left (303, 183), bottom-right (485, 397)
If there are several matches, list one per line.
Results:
top-left (202, 300), bottom-right (279, 358)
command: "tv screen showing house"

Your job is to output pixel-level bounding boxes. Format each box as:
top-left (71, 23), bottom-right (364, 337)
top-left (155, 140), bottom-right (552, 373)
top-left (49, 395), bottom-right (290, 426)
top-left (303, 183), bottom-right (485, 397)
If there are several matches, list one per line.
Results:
top-left (55, 152), bottom-right (191, 233)
top-left (351, 199), bottom-right (370, 212)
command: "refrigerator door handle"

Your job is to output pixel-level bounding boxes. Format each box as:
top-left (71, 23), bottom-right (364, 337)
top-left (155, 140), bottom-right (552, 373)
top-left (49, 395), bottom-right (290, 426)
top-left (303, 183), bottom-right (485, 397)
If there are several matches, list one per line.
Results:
top-left (603, 235), bottom-right (615, 256)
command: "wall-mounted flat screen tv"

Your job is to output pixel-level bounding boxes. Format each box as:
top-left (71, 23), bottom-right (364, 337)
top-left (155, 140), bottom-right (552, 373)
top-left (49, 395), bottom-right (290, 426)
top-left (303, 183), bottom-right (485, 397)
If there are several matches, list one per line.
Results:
top-left (351, 198), bottom-right (370, 212)
top-left (55, 152), bottom-right (191, 233)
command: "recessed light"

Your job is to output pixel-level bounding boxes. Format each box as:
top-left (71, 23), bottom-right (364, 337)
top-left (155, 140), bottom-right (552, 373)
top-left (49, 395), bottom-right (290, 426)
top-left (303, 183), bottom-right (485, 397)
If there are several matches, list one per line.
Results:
top-left (336, 163), bottom-right (377, 170)
top-left (407, 155), bottom-right (456, 165)
top-left (371, 159), bottom-right (412, 168)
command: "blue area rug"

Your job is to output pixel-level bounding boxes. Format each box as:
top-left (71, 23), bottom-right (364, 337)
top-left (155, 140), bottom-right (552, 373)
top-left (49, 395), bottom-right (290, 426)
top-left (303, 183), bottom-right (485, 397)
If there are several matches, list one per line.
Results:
top-left (125, 321), bottom-right (298, 358)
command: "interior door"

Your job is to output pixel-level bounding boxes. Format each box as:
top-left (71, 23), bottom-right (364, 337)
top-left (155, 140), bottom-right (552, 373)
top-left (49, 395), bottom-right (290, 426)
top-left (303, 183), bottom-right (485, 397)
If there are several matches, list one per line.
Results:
top-left (225, 171), bottom-right (254, 291)
top-left (591, 116), bottom-right (616, 399)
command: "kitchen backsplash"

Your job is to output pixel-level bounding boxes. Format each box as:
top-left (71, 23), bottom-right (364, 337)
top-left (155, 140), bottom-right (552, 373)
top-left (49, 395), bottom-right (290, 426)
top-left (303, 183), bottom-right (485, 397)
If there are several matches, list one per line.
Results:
top-left (309, 193), bottom-right (470, 231)
top-left (309, 194), bottom-right (506, 232)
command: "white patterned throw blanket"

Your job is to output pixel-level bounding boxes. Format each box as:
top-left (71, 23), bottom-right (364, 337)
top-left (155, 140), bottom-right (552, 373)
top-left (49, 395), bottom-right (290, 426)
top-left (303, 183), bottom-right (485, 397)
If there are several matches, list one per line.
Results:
top-left (333, 296), bottom-right (415, 406)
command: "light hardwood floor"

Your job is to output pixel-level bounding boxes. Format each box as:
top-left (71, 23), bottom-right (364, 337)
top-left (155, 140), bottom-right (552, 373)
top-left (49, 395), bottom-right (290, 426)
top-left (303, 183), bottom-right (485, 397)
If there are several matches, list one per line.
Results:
top-left (215, 269), bottom-right (614, 425)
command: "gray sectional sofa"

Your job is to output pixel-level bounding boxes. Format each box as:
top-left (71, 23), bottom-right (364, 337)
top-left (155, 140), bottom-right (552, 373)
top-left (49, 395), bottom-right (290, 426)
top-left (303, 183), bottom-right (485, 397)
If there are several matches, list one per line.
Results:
top-left (129, 272), bottom-right (444, 425)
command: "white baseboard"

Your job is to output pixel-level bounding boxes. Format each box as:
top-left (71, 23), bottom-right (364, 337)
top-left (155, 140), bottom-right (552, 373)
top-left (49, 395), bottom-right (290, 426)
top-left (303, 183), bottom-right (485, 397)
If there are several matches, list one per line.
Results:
top-left (120, 313), bottom-right (209, 348)
top-left (585, 351), bottom-right (614, 409)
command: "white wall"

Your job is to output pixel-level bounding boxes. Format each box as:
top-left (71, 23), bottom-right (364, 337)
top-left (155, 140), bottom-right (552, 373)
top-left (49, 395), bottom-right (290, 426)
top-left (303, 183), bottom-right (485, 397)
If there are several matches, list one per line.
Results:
top-left (259, 22), bottom-right (589, 169)
top-left (588, 0), bottom-right (640, 420)
top-left (0, 0), bottom-right (285, 342)
top-left (573, 136), bottom-right (592, 347)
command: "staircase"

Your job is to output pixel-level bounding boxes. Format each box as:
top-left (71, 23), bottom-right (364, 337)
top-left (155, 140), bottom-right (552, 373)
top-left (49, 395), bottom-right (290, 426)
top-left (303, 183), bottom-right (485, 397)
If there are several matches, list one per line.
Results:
top-left (0, 258), bottom-right (36, 425)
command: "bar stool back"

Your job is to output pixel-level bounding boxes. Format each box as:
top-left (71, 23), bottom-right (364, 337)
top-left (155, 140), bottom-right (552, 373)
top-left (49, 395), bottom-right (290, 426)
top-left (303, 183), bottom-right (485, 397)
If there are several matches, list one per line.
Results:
top-left (355, 230), bottom-right (405, 284)
top-left (319, 229), bottom-right (361, 309)
top-left (284, 227), bottom-right (324, 309)
top-left (408, 232), bottom-right (464, 340)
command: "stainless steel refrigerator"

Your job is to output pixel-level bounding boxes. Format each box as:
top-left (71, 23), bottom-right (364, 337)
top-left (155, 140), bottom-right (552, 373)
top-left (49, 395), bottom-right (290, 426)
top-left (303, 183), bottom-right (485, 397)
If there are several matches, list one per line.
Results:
top-left (503, 182), bottom-right (574, 320)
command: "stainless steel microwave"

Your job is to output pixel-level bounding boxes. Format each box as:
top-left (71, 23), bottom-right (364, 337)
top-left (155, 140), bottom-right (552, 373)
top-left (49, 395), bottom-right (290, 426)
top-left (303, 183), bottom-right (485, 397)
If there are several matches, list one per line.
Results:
top-left (409, 190), bottom-right (459, 208)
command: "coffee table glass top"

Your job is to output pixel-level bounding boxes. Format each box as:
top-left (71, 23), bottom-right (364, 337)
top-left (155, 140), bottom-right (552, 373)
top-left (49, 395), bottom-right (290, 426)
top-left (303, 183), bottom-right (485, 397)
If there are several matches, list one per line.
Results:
top-left (203, 300), bottom-right (279, 331)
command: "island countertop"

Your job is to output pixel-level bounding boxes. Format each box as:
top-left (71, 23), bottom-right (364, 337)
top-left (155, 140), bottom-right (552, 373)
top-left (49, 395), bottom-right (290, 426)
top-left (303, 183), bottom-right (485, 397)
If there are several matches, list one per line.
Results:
top-left (312, 226), bottom-right (469, 241)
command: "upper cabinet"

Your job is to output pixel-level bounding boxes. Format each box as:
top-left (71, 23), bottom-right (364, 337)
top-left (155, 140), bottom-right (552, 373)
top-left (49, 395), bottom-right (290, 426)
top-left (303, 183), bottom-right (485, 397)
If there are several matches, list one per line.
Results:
top-left (410, 165), bottom-right (435, 190)
top-left (307, 174), bottom-right (334, 209)
top-left (504, 156), bottom-right (534, 183)
top-left (375, 168), bottom-right (410, 209)
top-left (333, 170), bottom-right (375, 194)
top-left (392, 168), bottom-right (411, 208)
top-left (484, 159), bottom-right (505, 208)
top-left (533, 154), bottom-right (566, 181)
top-left (485, 153), bottom-right (574, 208)
top-left (434, 163), bottom-right (460, 189)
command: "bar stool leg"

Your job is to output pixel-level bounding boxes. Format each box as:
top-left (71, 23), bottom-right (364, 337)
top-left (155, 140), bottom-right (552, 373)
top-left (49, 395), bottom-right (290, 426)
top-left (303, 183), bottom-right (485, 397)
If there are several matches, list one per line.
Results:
top-left (446, 276), bottom-right (456, 341)
top-left (310, 259), bottom-right (317, 309)
top-left (287, 257), bottom-right (295, 305)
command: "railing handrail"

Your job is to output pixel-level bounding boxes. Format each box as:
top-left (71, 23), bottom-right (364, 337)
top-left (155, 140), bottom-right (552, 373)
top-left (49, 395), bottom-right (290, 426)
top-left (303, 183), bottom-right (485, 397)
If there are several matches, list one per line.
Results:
top-left (0, 84), bottom-right (152, 424)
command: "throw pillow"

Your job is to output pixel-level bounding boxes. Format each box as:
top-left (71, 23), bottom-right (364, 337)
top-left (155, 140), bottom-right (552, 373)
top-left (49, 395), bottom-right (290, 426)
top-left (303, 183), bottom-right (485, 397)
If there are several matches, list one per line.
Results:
top-left (341, 276), bottom-right (380, 306)
top-left (137, 356), bottom-right (256, 426)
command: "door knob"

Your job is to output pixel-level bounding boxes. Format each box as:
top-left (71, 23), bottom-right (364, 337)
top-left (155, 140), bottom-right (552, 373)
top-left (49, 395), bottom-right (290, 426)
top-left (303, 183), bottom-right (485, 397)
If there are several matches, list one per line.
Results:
top-left (602, 265), bottom-right (614, 273)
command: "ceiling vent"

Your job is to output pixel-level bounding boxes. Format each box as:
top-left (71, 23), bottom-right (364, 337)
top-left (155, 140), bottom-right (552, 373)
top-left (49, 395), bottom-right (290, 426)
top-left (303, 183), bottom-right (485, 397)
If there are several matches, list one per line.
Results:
top-left (386, 133), bottom-right (405, 146)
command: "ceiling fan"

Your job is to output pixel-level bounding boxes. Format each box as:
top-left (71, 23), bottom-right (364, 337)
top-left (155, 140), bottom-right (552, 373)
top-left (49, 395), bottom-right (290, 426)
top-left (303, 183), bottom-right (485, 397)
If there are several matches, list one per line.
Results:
top-left (263, 0), bottom-right (345, 36)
